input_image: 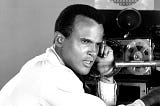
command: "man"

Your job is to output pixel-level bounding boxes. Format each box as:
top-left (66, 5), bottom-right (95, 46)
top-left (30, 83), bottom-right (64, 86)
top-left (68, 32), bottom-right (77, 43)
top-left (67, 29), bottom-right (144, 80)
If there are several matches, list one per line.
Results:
top-left (0, 4), bottom-right (115, 106)
top-left (0, 4), bottom-right (159, 106)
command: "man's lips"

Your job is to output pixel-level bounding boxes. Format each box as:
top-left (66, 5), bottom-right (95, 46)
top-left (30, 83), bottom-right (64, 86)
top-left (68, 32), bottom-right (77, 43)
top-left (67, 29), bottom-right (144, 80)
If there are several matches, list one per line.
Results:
top-left (83, 60), bottom-right (94, 68)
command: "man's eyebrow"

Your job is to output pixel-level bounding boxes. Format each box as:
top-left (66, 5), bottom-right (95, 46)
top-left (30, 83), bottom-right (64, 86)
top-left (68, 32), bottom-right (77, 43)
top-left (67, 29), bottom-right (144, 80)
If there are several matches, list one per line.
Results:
top-left (80, 38), bottom-right (92, 42)
top-left (80, 38), bottom-right (102, 44)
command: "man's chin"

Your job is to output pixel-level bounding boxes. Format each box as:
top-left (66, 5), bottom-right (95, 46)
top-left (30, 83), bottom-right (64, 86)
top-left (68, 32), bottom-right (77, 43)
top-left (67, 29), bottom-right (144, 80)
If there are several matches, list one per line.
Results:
top-left (79, 68), bottom-right (91, 75)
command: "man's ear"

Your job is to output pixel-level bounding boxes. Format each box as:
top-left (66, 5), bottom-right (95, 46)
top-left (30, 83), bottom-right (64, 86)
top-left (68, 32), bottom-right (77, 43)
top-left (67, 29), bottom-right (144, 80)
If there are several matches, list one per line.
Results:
top-left (54, 32), bottom-right (65, 47)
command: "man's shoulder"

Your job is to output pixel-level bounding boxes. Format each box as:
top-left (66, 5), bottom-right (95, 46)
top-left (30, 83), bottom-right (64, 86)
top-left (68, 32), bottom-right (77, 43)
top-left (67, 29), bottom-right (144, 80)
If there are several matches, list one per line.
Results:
top-left (20, 53), bottom-right (48, 71)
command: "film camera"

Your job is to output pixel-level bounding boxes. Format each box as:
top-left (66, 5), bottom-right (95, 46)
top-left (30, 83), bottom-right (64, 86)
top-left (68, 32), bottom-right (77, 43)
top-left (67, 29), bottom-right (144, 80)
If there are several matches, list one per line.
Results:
top-left (84, 8), bottom-right (160, 105)
top-left (99, 8), bottom-right (160, 76)
top-left (100, 8), bottom-right (160, 104)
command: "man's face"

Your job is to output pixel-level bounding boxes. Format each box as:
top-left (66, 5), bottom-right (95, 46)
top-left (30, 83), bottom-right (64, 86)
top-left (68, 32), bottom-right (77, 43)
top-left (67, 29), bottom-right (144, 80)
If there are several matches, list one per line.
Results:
top-left (61, 16), bottom-right (104, 75)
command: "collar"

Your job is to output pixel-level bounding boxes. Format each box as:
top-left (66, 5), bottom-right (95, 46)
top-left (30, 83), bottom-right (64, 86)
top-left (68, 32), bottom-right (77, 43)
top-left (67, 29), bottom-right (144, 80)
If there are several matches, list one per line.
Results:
top-left (46, 45), bottom-right (65, 65)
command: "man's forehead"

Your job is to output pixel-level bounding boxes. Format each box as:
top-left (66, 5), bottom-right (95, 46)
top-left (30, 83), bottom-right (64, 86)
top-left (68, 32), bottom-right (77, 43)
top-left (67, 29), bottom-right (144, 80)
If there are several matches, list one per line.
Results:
top-left (73, 15), bottom-right (104, 32)
top-left (73, 15), bottom-right (104, 42)
top-left (74, 15), bottom-right (97, 27)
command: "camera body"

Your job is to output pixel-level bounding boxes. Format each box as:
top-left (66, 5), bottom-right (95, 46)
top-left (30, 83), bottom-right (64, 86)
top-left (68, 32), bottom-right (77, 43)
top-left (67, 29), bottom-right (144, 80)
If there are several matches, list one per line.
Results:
top-left (84, 9), bottom-right (160, 105)
top-left (101, 9), bottom-right (160, 104)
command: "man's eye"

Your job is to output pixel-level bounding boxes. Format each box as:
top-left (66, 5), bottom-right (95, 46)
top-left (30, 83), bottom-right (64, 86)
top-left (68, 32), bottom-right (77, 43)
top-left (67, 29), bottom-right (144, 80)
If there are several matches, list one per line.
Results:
top-left (81, 40), bottom-right (89, 44)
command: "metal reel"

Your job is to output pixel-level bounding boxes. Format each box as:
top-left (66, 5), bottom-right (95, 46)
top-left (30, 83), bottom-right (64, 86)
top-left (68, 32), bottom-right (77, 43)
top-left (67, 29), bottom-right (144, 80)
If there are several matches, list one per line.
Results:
top-left (125, 39), bottom-right (152, 75)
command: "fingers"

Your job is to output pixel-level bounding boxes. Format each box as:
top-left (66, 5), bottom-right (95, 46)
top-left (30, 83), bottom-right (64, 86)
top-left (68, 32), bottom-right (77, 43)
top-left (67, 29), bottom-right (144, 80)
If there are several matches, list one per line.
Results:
top-left (96, 44), bottom-right (115, 76)
top-left (97, 45), bottom-right (114, 62)
top-left (103, 46), bottom-right (113, 58)
top-left (99, 40), bottom-right (106, 57)
top-left (98, 40), bottom-right (113, 58)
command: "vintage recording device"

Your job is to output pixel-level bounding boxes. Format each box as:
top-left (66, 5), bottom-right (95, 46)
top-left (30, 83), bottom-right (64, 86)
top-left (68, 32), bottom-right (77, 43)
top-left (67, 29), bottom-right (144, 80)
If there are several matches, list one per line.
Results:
top-left (84, 8), bottom-right (160, 105)
top-left (101, 8), bottom-right (160, 76)
top-left (105, 38), bottom-right (152, 104)
top-left (99, 8), bottom-right (160, 104)
top-left (115, 38), bottom-right (153, 75)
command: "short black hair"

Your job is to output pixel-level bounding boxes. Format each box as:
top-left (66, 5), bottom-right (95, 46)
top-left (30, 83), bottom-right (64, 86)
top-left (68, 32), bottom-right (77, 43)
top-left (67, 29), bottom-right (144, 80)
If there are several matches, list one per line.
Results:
top-left (55, 4), bottom-right (105, 38)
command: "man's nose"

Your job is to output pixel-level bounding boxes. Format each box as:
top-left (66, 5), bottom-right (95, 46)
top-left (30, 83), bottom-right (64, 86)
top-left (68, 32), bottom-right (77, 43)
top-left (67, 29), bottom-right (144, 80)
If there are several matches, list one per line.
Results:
top-left (88, 44), bottom-right (98, 56)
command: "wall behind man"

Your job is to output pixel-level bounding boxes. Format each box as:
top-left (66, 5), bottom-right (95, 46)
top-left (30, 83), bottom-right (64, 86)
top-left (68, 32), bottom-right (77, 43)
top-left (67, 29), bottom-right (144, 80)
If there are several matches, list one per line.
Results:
top-left (0, 0), bottom-right (160, 89)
